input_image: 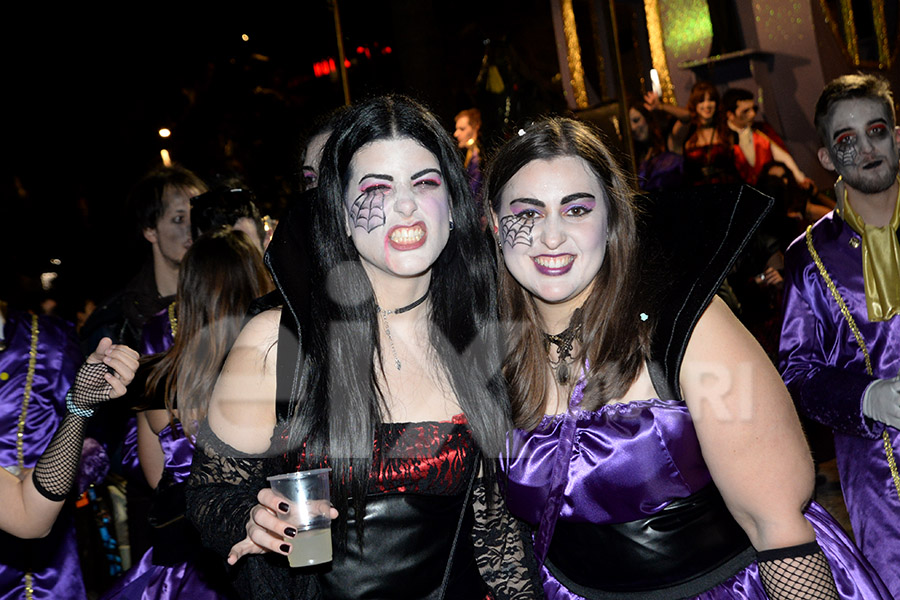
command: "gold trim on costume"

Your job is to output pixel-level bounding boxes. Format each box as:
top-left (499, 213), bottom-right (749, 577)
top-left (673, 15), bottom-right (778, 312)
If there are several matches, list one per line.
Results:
top-left (168, 301), bottom-right (178, 338)
top-left (805, 226), bottom-right (900, 502)
top-left (15, 315), bottom-right (39, 600)
top-left (16, 315), bottom-right (40, 472)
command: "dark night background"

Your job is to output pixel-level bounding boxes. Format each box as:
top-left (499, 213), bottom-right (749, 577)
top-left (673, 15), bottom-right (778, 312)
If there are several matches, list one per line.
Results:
top-left (3, 2), bottom-right (565, 320)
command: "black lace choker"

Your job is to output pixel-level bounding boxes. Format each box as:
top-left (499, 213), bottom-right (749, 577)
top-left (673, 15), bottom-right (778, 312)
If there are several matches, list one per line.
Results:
top-left (544, 308), bottom-right (583, 385)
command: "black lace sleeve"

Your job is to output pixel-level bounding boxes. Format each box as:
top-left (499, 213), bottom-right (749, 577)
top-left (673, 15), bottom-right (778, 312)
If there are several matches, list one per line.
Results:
top-left (186, 420), bottom-right (320, 600)
top-left (472, 475), bottom-right (543, 599)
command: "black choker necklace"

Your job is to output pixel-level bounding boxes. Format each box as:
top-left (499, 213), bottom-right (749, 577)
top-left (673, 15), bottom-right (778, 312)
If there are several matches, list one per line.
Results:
top-left (377, 289), bottom-right (429, 316)
top-left (376, 290), bottom-right (429, 371)
top-left (544, 308), bottom-right (583, 385)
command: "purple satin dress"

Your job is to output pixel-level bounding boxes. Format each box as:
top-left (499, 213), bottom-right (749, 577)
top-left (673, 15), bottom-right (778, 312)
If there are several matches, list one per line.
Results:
top-left (780, 210), bottom-right (900, 596)
top-left (140, 308), bottom-right (175, 357)
top-left (503, 386), bottom-right (891, 598)
top-left (101, 422), bottom-right (232, 600)
top-left (0, 312), bottom-right (86, 599)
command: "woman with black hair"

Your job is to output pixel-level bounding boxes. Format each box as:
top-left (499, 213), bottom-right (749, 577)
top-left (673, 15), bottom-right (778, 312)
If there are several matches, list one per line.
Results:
top-left (186, 95), bottom-right (537, 599)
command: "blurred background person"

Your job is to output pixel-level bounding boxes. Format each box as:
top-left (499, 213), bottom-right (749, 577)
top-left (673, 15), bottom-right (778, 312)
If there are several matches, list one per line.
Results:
top-left (0, 295), bottom-right (138, 599)
top-left (454, 107), bottom-right (486, 225)
top-left (628, 102), bottom-right (683, 193)
top-left (101, 226), bottom-right (270, 600)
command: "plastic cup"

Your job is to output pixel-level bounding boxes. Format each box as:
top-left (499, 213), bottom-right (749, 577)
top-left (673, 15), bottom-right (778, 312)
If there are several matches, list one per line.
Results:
top-left (267, 468), bottom-right (333, 567)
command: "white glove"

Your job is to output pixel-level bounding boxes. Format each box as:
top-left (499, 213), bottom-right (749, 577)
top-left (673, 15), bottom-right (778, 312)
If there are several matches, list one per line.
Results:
top-left (862, 376), bottom-right (900, 429)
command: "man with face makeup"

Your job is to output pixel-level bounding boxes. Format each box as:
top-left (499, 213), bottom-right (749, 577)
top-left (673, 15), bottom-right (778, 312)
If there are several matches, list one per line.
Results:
top-left (780, 73), bottom-right (900, 595)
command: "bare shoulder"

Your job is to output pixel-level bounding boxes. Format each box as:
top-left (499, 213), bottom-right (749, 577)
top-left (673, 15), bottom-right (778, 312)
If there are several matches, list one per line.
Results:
top-left (683, 296), bottom-right (758, 366)
top-left (207, 308), bottom-right (282, 454)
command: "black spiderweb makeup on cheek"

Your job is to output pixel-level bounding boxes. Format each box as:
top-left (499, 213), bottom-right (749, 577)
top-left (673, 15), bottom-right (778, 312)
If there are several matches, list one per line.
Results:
top-left (833, 138), bottom-right (858, 167)
top-left (500, 214), bottom-right (535, 248)
top-left (350, 188), bottom-right (387, 232)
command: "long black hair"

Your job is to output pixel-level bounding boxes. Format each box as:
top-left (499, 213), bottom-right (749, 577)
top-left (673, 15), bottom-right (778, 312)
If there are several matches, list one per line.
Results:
top-left (284, 95), bottom-right (510, 539)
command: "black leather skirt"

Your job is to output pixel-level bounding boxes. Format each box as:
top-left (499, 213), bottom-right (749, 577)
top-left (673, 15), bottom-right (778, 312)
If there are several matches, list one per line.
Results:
top-left (545, 484), bottom-right (755, 599)
top-left (317, 492), bottom-right (487, 600)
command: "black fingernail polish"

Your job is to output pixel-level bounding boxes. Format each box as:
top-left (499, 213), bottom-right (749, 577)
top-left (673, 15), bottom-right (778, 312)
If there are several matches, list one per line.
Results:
top-left (278, 502), bottom-right (290, 513)
top-left (280, 543), bottom-right (291, 554)
top-left (284, 527), bottom-right (297, 538)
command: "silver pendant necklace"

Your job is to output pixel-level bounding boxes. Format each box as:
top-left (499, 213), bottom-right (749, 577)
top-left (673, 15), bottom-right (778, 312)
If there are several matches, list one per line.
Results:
top-left (376, 290), bottom-right (429, 371)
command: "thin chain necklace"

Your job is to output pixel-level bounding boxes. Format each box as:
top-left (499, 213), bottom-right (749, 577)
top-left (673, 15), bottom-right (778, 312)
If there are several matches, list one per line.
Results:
top-left (376, 290), bottom-right (429, 371)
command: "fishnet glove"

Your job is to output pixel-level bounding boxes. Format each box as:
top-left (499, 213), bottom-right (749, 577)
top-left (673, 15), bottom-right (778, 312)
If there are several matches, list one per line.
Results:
top-left (757, 541), bottom-right (838, 599)
top-left (70, 361), bottom-right (115, 413)
top-left (472, 476), bottom-right (543, 599)
top-left (32, 411), bottom-right (90, 501)
top-left (31, 362), bottom-right (114, 501)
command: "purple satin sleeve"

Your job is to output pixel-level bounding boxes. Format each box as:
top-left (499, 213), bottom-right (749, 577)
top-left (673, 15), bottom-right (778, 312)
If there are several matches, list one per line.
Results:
top-left (121, 416), bottom-right (143, 479)
top-left (140, 309), bottom-right (174, 356)
top-left (156, 421), bottom-right (195, 484)
top-left (779, 222), bottom-right (883, 438)
top-left (0, 313), bottom-right (81, 469)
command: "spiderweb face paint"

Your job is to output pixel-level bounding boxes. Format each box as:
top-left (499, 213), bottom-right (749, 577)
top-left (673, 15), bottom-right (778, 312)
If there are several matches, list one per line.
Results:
top-left (500, 213), bottom-right (534, 248)
top-left (833, 135), bottom-right (859, 167)
top-left (350, 187), bottom-right (387, 232)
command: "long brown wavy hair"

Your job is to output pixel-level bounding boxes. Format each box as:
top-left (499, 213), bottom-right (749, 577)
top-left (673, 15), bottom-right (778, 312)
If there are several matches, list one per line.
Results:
top-left (145, 226), bottom-right (272, 437)
top-left (484, 117), bottom-right (652, 430)
top-left (685, 81), bottom-right (729, 150)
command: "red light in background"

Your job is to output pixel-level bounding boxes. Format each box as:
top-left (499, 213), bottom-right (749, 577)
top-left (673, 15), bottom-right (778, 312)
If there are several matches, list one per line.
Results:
top-left (356, 46), bottom-right (364, 54)
top-left (313, 58), bottom-right (338, 78)
top-left (383, 46), bottom-right (392, 54)
top-left (344, 58), bottom-right (351, 68)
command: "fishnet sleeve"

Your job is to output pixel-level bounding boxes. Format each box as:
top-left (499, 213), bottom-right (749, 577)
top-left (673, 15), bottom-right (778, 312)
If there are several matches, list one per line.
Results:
top-left (472, 475), bottom-right (543, 599)
top-left (32, 362), bottom-right (115, 501)
top-left (757, 541), bottom-right (838, 600)
top-left (185, 420), bottom-right (320, 600)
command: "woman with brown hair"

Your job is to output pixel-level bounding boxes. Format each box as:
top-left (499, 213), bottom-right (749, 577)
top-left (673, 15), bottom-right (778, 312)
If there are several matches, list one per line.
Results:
top-left (487, 116), bottom-right (890, 598)
top-left (646, 81), bottom-right (740, 185)
top-left (102, 226), bottom-right (272, 600)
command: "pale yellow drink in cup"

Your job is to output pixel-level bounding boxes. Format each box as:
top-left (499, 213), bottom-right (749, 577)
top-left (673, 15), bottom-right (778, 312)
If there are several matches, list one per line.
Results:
top-left (267, 468), bottom-right (333, 567)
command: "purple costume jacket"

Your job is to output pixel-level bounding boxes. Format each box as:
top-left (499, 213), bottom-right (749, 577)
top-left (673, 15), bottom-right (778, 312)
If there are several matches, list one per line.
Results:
top-left (780, 209), bottom-right (900, 596)
top-left (0, 312), bottom-right (85, 599)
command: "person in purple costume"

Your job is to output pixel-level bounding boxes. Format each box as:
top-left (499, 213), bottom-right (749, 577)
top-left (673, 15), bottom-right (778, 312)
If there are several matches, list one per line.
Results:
top-left (779, 73), bottom-right (900, 596)
top-left (0, 300), bottom-right (138, 599)
top-left (101, 227), bottom-right (272, 600)
top-left (486, 116), bottom-right (891, 598)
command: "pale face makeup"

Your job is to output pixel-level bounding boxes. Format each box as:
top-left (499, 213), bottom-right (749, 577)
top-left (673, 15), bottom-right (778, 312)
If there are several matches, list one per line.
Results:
top-left (496, 156), bottom-right (609, 315)
top-left (145, 185), bottom-right (198, 266)
top-left (302, 131), bottom-right (331, 189)
top-left (629, 107), bottom-right (649, 143)
top-left (345, 137), bottom-right (451, 285)
top-left (821, 98), bottom-right (900, 194)
top-left (454, 117), bottom-right (476, 149)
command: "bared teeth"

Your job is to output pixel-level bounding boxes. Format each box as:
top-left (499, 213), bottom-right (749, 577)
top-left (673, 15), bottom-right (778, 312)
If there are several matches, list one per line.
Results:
top-left (390, 227), bottom-right (424, 243)
top-left (535, 255), bottom-right (574, 269)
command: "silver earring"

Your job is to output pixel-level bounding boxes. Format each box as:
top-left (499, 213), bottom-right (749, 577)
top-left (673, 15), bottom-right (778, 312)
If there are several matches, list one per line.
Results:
top-left (449, 217), bottom-right (455, 231)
